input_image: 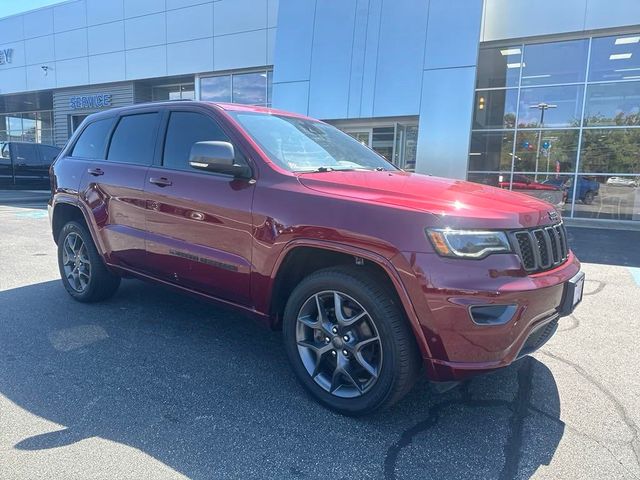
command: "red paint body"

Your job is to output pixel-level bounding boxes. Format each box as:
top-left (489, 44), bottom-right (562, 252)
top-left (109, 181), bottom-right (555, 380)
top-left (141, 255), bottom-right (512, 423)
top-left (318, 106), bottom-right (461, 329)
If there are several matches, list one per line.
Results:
top-left (49, 101), bottom-right (581, 382)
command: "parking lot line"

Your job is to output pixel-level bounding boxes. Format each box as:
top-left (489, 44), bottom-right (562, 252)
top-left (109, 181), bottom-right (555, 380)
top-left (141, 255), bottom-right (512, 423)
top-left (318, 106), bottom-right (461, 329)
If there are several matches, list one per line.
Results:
top-left (628, 267), bottom-right (640, 287)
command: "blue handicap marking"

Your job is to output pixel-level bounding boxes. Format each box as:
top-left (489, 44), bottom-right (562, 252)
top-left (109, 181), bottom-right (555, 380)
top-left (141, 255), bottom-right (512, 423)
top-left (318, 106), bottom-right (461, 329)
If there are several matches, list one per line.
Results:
top-left (629, 267), bottom-right (640, 287)
top-left (14, 210), bottom-right (48, 219)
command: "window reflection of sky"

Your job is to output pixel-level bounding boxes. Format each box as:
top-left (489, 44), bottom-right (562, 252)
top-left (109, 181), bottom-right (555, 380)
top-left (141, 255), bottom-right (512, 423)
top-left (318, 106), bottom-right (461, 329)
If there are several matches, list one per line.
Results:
top-left (200, 71), bottom-right (270, 106)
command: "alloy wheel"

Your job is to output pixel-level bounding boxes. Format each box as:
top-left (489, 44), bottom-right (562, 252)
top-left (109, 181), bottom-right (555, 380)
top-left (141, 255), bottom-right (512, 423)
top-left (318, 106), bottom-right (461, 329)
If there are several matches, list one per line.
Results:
top-left (295, 290), bottom-right (383, 398)
top-left (61, 232), bottom-right (91, 293)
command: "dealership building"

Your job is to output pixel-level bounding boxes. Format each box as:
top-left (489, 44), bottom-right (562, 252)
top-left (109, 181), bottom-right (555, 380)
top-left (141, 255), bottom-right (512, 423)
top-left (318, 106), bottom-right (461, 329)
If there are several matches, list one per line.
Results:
top-left (1, 0), bottom-right (639, 223)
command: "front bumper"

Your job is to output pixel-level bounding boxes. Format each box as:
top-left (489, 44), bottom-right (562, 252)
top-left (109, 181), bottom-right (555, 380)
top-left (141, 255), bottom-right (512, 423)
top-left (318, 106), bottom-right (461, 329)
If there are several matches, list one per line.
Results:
top-left (392, 250), bottom-right (582, 382)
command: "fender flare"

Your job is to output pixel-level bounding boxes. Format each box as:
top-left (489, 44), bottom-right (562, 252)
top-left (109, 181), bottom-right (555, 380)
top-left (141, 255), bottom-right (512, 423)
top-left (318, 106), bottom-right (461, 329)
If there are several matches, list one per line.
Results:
top-left (269, 239), bottom-right (432, 359)
top-left (50, 195), bottom-right (109, 259)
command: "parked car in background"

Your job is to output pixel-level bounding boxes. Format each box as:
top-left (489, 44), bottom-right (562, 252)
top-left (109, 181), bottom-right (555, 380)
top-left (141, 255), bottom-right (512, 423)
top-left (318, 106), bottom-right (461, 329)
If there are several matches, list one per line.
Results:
top-left (49, 101), bottom-right (584, 415)
top-left (606, 176), bottom-right (638, 187)
top-left (0, 141), bottom-right (61, 188)
top-left (498, 174), bottom-right (565, 206)
top-left (544, 176), bottom-right (600, 205)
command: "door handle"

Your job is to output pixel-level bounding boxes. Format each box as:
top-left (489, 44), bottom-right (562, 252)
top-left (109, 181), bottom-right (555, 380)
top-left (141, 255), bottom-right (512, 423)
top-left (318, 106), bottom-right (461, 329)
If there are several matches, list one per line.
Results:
top-left (149, 176), bottom-right (172, 187)
top-left (87, 167), bottom-right (104, 176)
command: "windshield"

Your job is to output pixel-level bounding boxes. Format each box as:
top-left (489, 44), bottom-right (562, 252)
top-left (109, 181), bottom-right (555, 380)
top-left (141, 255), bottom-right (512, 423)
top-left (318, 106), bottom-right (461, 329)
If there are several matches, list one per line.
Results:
top-left (227, 111), bottom-right (398, 173)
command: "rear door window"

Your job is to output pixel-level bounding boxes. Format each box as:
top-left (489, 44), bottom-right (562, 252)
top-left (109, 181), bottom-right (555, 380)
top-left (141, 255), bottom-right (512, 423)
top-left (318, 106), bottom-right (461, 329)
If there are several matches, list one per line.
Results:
top-left (72, 118), bottom-right (115, 159)
top-left (108, 113), bottom-right (160, 166)
top-left (162, 111), bottom-right (231, 170)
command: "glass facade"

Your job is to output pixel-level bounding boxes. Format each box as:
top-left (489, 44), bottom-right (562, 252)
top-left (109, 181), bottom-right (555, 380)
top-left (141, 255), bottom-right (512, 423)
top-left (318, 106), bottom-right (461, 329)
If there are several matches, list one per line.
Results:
top-left (470, 34), bottom-right (640, 222)
top-left (200, 69), bottom-right (272, 107)
top-left (0, 111), bottom-right (54, 145)
top-left (152, 83), bottom-right (195, 101)
top-left (337, 120), bottom-right (419, 171)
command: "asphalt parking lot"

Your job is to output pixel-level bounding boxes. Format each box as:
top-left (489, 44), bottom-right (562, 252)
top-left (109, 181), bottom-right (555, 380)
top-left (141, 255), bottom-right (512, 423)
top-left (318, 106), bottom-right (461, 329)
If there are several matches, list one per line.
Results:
top-left (1, 192), bottom-right (639, 479)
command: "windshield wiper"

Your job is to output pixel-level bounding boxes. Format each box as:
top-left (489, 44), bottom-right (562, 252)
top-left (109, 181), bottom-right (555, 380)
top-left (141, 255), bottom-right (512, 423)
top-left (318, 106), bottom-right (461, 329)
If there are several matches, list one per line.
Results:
top-left (297, 166), bottom-right (388, 174)
top-left (298, 166), bottom-right (356, 173)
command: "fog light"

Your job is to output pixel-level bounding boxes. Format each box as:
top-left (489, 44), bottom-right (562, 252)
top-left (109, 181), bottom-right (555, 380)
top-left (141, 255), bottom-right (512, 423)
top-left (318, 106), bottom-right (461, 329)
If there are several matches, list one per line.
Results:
top-left (469, 305), bottom-right (518, 325)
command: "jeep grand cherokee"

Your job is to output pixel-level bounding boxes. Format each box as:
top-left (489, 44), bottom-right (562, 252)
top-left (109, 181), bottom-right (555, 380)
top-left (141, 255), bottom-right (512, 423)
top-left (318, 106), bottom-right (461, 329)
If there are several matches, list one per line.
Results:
top-left (49, 102), bottom-right (584, 415)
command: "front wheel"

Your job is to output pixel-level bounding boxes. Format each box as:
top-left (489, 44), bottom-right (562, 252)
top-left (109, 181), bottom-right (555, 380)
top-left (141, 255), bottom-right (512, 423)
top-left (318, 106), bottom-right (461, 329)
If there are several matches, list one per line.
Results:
top-left (57, 221), bottom-right (121, 302)
top-left (283, 266), bottom-right (421, 415)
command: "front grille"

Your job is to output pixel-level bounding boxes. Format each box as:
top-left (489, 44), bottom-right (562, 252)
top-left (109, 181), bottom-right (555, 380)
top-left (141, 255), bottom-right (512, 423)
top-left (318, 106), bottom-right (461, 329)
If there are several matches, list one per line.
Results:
top-left (509, 223), bottom-right (569, 273)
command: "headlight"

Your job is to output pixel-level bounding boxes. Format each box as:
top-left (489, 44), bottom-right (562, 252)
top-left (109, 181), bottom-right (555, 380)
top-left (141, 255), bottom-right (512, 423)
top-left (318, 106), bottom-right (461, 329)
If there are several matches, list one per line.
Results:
top-left (426, 228), bottom-right (512, 259)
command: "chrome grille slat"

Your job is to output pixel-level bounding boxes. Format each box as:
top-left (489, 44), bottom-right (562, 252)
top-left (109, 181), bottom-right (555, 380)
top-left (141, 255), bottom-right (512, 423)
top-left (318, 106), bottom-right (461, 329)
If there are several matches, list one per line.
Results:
top-left (547, 226), bottom-right (561, 264)
top-left (509, 223), bottom-right (568, 273)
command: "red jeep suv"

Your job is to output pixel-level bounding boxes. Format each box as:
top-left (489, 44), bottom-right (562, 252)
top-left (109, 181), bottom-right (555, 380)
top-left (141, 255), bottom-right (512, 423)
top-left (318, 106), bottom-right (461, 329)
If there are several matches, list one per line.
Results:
top-left (49, 101), bottom-right (584, 415)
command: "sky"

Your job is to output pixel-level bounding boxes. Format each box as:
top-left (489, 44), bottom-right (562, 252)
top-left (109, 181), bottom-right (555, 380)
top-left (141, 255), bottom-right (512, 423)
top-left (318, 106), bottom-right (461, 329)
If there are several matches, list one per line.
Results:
top-left (0, 0), bottom-right (66, 18)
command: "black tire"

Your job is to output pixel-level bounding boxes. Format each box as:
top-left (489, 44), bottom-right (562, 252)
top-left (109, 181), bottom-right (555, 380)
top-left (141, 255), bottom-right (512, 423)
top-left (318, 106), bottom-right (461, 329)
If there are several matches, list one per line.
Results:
top-left (582, 190), bottom-right (595, 205)
top-left (57, 221), bottom-right (121, 302)
top-left (283, 266), bottom-right (421, 415)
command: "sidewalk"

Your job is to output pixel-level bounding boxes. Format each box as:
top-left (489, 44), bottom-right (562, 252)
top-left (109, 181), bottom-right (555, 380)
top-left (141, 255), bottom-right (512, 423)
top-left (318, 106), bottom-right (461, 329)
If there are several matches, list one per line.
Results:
top-left (0, 190), bottom-right (50, 205)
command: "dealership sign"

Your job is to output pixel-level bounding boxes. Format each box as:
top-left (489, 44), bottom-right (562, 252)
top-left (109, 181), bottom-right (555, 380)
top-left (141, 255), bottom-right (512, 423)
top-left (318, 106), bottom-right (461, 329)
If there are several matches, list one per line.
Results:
top-left (0, 48), bottom-right (13, 65)
top-left (69, 93), bottom-right (113, 110)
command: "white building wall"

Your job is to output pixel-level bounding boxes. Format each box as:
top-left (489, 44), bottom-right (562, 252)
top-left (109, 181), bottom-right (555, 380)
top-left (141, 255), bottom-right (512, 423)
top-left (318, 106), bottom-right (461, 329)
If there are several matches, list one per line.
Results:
top-left (482, 0), bottom-right (640, 42)
top-left (0, 0), bottom-right (279, 95)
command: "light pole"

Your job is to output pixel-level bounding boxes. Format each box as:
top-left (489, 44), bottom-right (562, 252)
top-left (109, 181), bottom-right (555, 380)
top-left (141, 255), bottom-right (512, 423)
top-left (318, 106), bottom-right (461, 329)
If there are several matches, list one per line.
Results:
top-left (529, 102), bottom-right (557, 180)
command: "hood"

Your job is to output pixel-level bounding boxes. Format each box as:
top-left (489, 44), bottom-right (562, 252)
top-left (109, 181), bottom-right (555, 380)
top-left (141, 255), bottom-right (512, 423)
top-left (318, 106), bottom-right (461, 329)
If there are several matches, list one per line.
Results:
top-left (296, 170), bottom-right (559, 229)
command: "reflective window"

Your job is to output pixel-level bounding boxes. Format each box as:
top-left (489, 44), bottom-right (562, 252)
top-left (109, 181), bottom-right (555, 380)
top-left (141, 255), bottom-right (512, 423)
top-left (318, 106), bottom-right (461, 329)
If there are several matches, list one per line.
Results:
top-left (232, 72), bottom-right (267, 105)
top-left (504, 173), bottom-right (567, 208)
top-left (473, 89), bottom-right (517, 129)
top-left (517, 85), bottom-right (583, 128)
top-left (72, 118), bottom-right (115, 159)
top-left (580, 129), bottom-right (640, 174)
top-left (14, 143), bottom-right (39, 165)
top-left (152, 83), bottom-right (195, 101)
top-left (228, 112), bottom-right (396, 172)
top-left (163, 111), bottom-right (230, 170)
top-left (200, 70), bottom-right (272, 106)
top-left (572, 175), bottom-right (639, 221)
top-left (39, 145), bottom-right (60, 165)
top-left (476, 46), bottom-right (522, 89)
top-left (589, 34), bottom-right (640, 82)
top-left (513, 130), bottom-right (579, 173)
top-left (107, 113), bottom-right (160, 165)
top-left (0, 111), bottom-right (55, 144)
top-left (468, 131), bottom-right (514, 171)
top-left (471, 35), bottom-right (640, 221)
top-left (584, 81), bottom-right (640, 126)
top-left (521, 39), bottom-right (588, 86)
top-left (201, 75), bottom-right (231, 102)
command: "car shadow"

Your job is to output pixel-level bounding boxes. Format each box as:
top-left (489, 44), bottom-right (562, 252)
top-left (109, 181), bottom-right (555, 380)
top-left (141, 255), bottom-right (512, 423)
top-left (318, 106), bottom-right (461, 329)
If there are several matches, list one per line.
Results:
top-left (0, 279), bottom-right (564, 479)
top-left (566, 226), bottom-right (640, 268)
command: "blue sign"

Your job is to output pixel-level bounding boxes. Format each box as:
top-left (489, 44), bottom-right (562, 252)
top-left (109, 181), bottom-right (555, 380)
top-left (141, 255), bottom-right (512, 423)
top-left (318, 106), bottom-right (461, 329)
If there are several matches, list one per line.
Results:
top-left (542, 140), bottom-right (551, 149)
top-left (69, 93), bottom-right (112, 110)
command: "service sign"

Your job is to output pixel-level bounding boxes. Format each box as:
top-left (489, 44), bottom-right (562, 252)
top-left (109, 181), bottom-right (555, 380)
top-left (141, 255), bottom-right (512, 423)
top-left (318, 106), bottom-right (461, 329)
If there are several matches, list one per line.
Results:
top-left (0, 48), bottom-right (14, 65)
top-left (69, 93), bottom-right (113, 110)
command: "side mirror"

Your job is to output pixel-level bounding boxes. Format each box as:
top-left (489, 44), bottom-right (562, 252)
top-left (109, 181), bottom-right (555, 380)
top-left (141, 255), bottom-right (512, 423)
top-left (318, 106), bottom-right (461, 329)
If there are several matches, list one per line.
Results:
top-left (188, 141), bottom-right (251, 178)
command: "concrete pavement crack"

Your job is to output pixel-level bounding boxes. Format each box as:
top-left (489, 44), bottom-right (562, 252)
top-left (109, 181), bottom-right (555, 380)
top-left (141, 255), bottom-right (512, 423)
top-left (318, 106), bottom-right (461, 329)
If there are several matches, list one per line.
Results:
top-left (540, 349), bottom-right (640, 470)
top-left (382, 378), bottom-right (521, 480)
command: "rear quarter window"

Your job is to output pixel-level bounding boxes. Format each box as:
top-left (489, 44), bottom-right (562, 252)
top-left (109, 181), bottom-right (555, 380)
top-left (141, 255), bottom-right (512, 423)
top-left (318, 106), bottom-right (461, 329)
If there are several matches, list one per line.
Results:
top-left (72, 118), bottom-right (115, 159)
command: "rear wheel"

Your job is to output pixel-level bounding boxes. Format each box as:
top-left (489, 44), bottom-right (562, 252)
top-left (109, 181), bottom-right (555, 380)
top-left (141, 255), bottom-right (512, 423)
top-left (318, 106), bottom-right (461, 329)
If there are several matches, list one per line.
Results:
top-left (283, 266), bottom-right (421, 415)
top-left (57, 221), bottom-right (120, 302)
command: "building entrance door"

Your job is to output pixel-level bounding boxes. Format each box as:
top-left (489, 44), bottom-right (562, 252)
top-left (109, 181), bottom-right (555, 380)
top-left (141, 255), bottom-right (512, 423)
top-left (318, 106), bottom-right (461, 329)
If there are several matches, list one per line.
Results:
top-left (341, 120), bottom-right (418, 171)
